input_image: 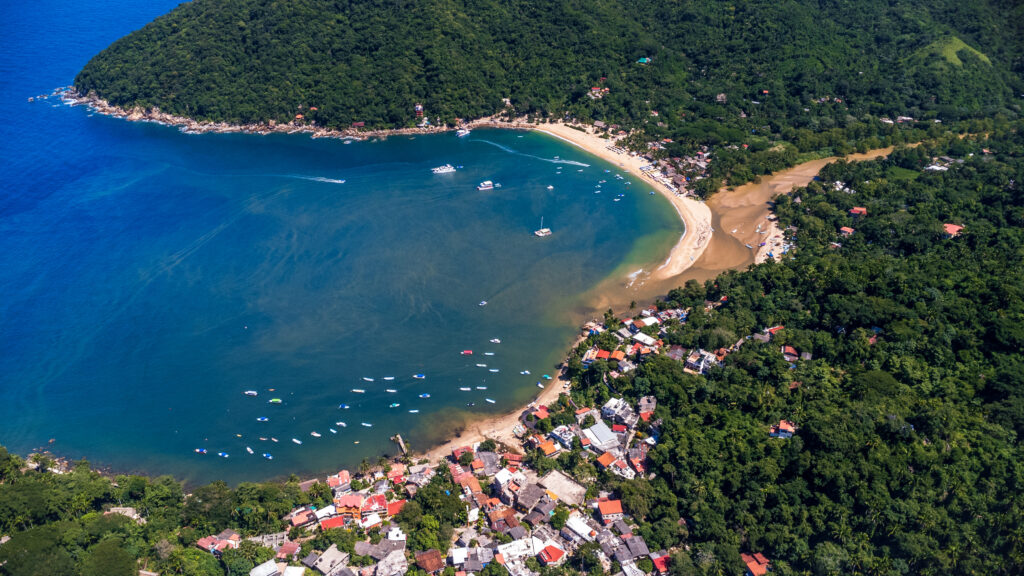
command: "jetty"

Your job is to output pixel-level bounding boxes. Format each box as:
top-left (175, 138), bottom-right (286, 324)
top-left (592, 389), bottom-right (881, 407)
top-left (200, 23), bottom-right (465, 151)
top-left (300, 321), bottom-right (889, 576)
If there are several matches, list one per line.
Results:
top-left (390, 434), bottom-right (408, 455)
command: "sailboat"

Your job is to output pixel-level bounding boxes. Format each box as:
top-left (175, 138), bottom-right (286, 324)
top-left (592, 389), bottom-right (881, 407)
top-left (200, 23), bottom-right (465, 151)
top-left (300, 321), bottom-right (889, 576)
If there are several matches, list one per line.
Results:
top-left (534, 216), bottom-right (552, 237)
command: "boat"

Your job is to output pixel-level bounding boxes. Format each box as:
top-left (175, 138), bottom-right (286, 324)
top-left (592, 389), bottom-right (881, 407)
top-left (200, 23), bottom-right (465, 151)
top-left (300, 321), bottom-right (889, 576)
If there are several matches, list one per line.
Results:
top-left (311, 431), bottom-right (322, 438)
top-left (389, 403), bottom-right (401, 408)
top-left (546, 185), bottom-right (554, 190)
top-left (476, 363), bottom-right (487, 367)
top-left (477, 180), bottom-right (500, 191)
top-left (456, 128), bottom-right (471, 137)
top-left (542, 374), bottom-right (552, 380)
top-left (432, 164), bottom-right (457, 174)
top-left (262, 453), bottom-right (273, 460)
top-left (419, 393), bottom-right (431, 398)
top-left (489, 369), bottom-right (500, 373)
top-left (460, 387), bottom-right (472, 391)
top-left (339, 403), bottom-right (350, 409)
top-left (478, 301), bottom-right (487, 306)
top-left (271, 437), bottom-right (279, 442)
top-left (269, 398), bottom-right (282, 404)
top-left (257, 417), bottom-right (269, 422)
top-left (413, 373), bottom-right (426, 379)
top-left (352, 389), bottom-right (366, 393)
top-left (195, 448), bottom-right (207, 454)
top-left (484, 352), bottom-right (495, 356)
top-left (462, 350), bottom-right (473, 355)
top-left (745, 243), bottom-right (754, 249)
top-left (292, 438), bottom-right (302, 445)
top-left (246, 446), bottom-right (254, 454)
top-left (534, 217), bottom-right (552, 237)
top-left (361, 422), bottom-right (373, 427)
top-left (537, 382), bottom-right (545, 388)
top-left (362, 377), bottom-right (374, 382)
top-left (490, 338), bottom-right (501, 343)
top-left (409, 409), bottom-right (420, 413)
top-left (259, 437), bottom-right (267, 441)
top-left (383, 376), bottom-right (395, 381)
top-left (386, 388), bottom-right (398, 393)
top-left (218, 452), bottom-right (229, 458)
top-left (330, 428), bottom-right (337, 434)
top-left (486, 398), bottom-right (496, 404)
top-left (520, 370), bottom-right (531, 375)
top-left (476, 386), bottom-right (487, 390)
top-left (336, 421), bottom-right (347, 427)
top-left (244, 390), bottom-right (258, 396)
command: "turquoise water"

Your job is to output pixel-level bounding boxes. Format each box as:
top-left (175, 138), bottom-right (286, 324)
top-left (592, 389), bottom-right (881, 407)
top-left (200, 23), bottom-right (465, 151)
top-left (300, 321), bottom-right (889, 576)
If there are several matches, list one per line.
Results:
top-left (0, 0), bottom-right (680, 484)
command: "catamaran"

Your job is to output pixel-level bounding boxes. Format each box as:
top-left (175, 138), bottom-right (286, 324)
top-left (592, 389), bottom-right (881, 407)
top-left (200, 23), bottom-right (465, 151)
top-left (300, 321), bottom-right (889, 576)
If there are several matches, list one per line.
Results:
top-left (534, 216), bottom-right (552, 237)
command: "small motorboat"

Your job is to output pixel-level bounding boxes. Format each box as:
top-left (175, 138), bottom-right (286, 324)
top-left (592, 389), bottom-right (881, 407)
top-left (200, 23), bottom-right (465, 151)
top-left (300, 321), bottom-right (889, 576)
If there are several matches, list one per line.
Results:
top-left (311, 431), bottom-right (321, 438)
top-left (542, 374), bottom-right (552, 380)
top-left (460, 387), bottom-right (472, 391)
top-left (419, 393), bottom-right (431, 398)
top-left (413, 373), bottom-right (426, 379)
top-left (195, 448), bottom-right (207, 454)
top-left (218, 452), bottom-right (229, 458)
top-left (486, 398), bottom-right (496, 404)
top-left (383, 376), bottom-right (395, 381)
top-left (476, 386), bottom-right (487, 390)
top-left (537, 382), bottom-right (545, 388)
top-left (520, 370), bottom-right (531, 375)
top-left (361, 422), bottom-right (373, 427)
top-left (467, 402), bottom-right (476, 407)
top-left (462, 350), bottom-right (473, 355)
top-left (484, 352), bottom-right (495, 356)
top-left (259, 437), bottom-right (267, 441)
top-left (490, 338), bottom-right (501, 343)
top-left (389, 403), bottom-right (401, 408)
top-left (476, 363), bottom-right (487, 367)
top-left (257, 417), bottom-right (269, 422)
top-left (386, 388), bottom-right (398, 393)
top-left (489, 369), bottom-right (500, 373)
top-left (292, 438), bottom-right (303, 445)
top-left (244, 390), bottom-right (258, 396)
top-left (352, 389), bottom-right (366, 393)
top-left (478, 301), bottom-right (487, 306)
top-left (271, 437), bottom-right (279, 442)
top-left (329, 428), bottom-right (337, 434)
top-left (269, 398), bottom-right (282, 404)
top-left (339, 403), bottom-right (350, 409)
top-left (362, 377), bottom-right (374, 382)
top-left (262, 453), bottom-right (273, 460)
top-left (409, 409), bottom-right (420, 413)
top-left (246, 446), bottom-right (254, 454)
top-left (547, 185), bottom-right (554, 190)
top-left (336, 421), bottom-right (347, 427)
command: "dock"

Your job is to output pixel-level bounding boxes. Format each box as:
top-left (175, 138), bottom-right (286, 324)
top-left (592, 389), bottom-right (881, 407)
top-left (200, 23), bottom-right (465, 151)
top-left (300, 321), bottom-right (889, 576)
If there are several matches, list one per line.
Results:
top-left (391, 434), bottom-right (408, 455)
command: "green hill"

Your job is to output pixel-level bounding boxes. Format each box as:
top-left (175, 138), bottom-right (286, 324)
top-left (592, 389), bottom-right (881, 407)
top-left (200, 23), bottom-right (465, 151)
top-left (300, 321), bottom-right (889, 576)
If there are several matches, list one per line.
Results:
top-left (75, 0), bottom-right (1023, 133)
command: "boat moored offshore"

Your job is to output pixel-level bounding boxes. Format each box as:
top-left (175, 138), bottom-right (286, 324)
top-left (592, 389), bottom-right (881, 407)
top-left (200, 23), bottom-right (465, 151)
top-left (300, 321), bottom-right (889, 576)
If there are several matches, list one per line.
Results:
top-left (432, 164), bottom-right (456, 174)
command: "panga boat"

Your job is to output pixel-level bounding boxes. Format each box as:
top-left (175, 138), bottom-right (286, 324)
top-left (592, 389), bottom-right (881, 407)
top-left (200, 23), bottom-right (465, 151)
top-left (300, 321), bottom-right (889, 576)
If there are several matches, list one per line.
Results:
top-left (460, 387), bottom-right (472, 391)
top-left (361, 422), bottom-right (373, 427)
top-left (456, 128), bottom-right (471, 137)
top-left (413, 373), bottom-right (426, 379)
top-left (244, 390), bottom-right (258, 396)
top-left (477, 180), bottom-right (500, 191)
top-left (490, 338), bottom-right (501, 343)
top-left (271, 437), bottom-right (279, 442)
top-left (195, 448), bottom-right (207, 454)
top-left (362, 377), bottom-right (374, 381)
top-left (476, 363), bottom-right (487, 367)
top-left (486, 398), bottom-right (496, 404)
top-left (386, 388), bottom-right (398, 393)
top-left (352, 389), bottom-right (366, 393)
top-left (462, 350), bottom-right (473, 355)
top-left (389, 403), bottom-right (401, 408)
top-left (383, 376), bottom-right (395, 380)
top-left (476, 386), bottom-right (487, 390)
top-left (262, 453), bottom-right (273, 460)
top-left (292, 438), bottom-right (302, 445)
top-left (336, 421), bottom-right (347, 427)
top-left (257, 417), bottom-right (269, 422)
top-left (489, 369), bottom-right (500, 373)
top-left (419, 393), bottom-right (431, 398)
top-left (218, 452), bottom-right (229, 458)
top-left (269, 398), bottom-right (282, 404)
top-left (311, 431), bottom-right (321, 438)
top-left (484, 352), bottom-right (495, 356)
top-left (339, 403), bottom-right (350, 409)
top-left (246, 446), bottom-right (254, 454)
top-left (409, 409), bottom-right (420, 413)
top-left (432, 164), bottom-right (457, 174)
top-left (329, 428), bottom-right (337, 433)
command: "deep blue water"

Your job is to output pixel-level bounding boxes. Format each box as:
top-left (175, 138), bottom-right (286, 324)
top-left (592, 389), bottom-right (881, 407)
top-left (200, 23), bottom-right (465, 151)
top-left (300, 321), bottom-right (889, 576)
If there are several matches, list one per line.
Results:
top-left (0, 0), bottom-right (680, 483)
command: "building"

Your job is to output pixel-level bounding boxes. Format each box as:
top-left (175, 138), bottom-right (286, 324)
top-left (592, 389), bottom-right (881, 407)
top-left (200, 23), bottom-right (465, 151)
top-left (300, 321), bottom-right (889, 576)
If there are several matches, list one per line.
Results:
top-left (770, 420), bottom-right (797, 439)
top-left (415, 549), bottom-right (445, 574)
top-left (538, 545), bottom-right (566, 566)
top-left (742, 552), bottom-right (771, 576)
top-left (849, 206), bottom-right (868, 217)
top-left (839, 226), bottom-right (855, 236)
top-left (598, 500), bottom-right (624, 524)
top-left (581, 421), bottom-right (620, 452)
top-left (250, 560), bottom-right (280, 576)
top-left (312, 544), bottom-right (350, 576)
top-left (943, 223), bottom-right (964, 238)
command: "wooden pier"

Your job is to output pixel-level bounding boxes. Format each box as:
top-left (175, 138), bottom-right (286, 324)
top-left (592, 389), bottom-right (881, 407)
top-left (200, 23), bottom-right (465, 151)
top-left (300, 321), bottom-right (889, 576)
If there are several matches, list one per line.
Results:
top-left (391, 434), bottom-right (408, 454)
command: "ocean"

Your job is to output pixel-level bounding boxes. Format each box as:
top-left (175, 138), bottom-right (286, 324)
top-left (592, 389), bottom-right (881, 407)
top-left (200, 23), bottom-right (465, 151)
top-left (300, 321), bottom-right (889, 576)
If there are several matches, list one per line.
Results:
top-left (0, 0), bottom-right (680, 483)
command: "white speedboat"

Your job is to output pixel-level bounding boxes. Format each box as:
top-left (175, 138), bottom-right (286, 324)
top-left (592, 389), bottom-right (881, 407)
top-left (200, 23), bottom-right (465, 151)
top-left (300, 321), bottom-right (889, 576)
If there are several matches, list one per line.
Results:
top-left (456, 128), bottom-right (471, 137)
top-left (477, 180), bottom-right (499, 191)
top-left (432, 164), bottom-right (456, 174)
top-left (311, 431), bottom-right (321, 438)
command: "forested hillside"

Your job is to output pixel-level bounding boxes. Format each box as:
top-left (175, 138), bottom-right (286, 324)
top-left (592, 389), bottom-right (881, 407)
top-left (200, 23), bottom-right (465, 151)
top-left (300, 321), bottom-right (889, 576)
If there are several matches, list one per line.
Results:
top-left (75, 0), bottom-right (1023, 139)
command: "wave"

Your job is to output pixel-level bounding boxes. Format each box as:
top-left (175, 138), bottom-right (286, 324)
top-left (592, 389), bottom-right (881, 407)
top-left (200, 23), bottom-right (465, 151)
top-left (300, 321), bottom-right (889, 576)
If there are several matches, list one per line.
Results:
top-left (474, 139), bottom-right (590, 167)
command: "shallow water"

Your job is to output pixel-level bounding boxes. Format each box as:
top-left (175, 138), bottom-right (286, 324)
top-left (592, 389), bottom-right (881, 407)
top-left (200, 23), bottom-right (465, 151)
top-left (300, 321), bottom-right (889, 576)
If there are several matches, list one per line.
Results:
top-left (0, 0), bottom-right (680, 483)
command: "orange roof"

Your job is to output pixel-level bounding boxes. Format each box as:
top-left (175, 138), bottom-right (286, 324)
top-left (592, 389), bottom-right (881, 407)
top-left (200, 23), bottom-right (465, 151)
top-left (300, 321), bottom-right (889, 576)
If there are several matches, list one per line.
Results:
top-left (575, 407), bottom-right (592, 415)
top-left (320, 516), bottom-right (346, 530)
top-left (539, 440), bottom-right (559, 456)
top-left (840, 226), bottom-right (855, 234)
top-left (471, 459), bottom-right (484, 470)
top-left (596, 452), bottom-right (616, 468)
top-left (387, 500), bottom-right (407, 516)
top-left (598, 499), bottom-right (623, 516)
top-left (741, 553), bottom-right (770, 576)
top-left (335, 494), bottom-right (363, 508)
top-left (295, 114), bottom-right (304, 119)
top-left (596, 350), bottom-right (611, 360)
top-left (943, 223), bottom-right (964, 236)
top-left (533, 406), bottom-right (550, 420)
top-left (850, 206), bottom-right (868, 216)
top-left (610, 350), bottom-right (626, 361)
top-left (539, 545), bottom-right (565, 564)
top-left (778, 420), bottom-right (796, 433)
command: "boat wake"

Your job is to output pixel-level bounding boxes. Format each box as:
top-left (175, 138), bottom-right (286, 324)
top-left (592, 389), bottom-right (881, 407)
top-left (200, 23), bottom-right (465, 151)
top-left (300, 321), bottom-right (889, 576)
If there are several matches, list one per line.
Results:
top-left (287, 175), bottom-right (347, 184)
top-left (475, 140), bottom-right (590, 167)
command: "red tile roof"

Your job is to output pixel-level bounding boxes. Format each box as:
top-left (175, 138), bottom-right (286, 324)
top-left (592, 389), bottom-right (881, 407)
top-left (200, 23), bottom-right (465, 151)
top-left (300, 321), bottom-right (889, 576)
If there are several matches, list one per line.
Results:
top-left (943, 223), bottom-right (964, 236)
top-left (741, 552), bottom-right (770, 576)
top-left (387, 500), bottom-right (407, 517)
top-left (596, 452), bottom-right (616, 468)
top-left (652, 555), bottom-right (670, 574)
top-left (598, 499), bottom-right (623, 516)
top-left (539, 545), bottom-right (565, 565)
top-left (320, 516), bottom-right (346, 530)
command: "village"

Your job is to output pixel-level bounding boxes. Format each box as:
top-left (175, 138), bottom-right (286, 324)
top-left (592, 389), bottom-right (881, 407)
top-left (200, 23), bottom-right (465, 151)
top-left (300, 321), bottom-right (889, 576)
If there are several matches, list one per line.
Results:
top-left (174, 298), bottom-right (818, 576)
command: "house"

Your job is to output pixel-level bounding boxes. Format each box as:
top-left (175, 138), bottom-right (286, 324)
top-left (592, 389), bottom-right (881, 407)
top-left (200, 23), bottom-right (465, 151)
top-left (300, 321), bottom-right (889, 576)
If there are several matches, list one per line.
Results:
top-left (650, 551), bottom-right (671, 574)
top-left (550, 425), bottom-right (577, 449)
top-left (538, 545), bottom-right (566, 566)
top-left (781, 346), bottom-right (799, 363)
top-left (582, 421), bottom-right (620, 452)
top-left (377, 549), bottom-right (408, 576)
top-left (277, 541), bottom-right (301, 561)
top-left (415, 550), bottom-right (445, 574)
top-left (361, 494), bottom-right (387, 518)
top-left (685, 349), bottom-right (719, 374)
top-left (312, 544), bottom-right (350, 576)
top-left (516, 484), bottom-right (547, 512)
top-left (327, 470), bottom-right (352, 492)
top-left (538, 440), bottom-right (560, 457)
top-left (752, 332), bottom-right (771, 343)
top-left (196, 529), bottom-right (242, 554)
top-left (320, 516), bottom-right (347, 531)
top-left (250, 560), bottom-right (280, 576)
top-left (565, 514), bottom-right (598, 542)
top-left (839, 226), bottom-right (855, 236)
top-left (598, 499), bottom-right (624, 524)
top-left (335, 494), bottom-right (363, 517)
top-left (386, 500), bottom-right (407, 517)
top-left (849, 206), bottom-right (868, 217)
top-left (944, 223), bottom-right (964, 238)
top-left (742, 553), bottom-right (771, 576)
top-left (632, 332), bottom-right (657, 347)
top-left (770, 420), bottom-right (797, 439)
top-left (602, 398), bottom-right (635, 424)
top-left (289, 507), bottom-right (317, 528)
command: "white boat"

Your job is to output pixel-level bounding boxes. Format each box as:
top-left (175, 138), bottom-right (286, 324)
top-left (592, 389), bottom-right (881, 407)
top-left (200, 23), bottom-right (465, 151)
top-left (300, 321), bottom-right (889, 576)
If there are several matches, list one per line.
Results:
top-left (311, 431), bottom-right (321, 437)
top-left (460, 387), bottom-right (472, 391)
top-left (546, 185), bottom-right (554, 190)
top-left (409, 409), bottom-right (420, 413)
top-left (263, 453), bottom-right (273, 460)
top-left (477, 180), bottom-right (499, 191)
top-left (362, 377), bottom-right (374, 382)
top-left (271, 437), bottom-right (279, 442)
top-left (489, 368), bottom-right (500, 373)
top-left (534, 216), bottom-right (552, 237)
top-left (476, 363), bottom-right (487, 367)
top-left (383, 376), bottom-right (395, 381)
top-left (486, 398), bottom-right (496, 404)
top-left (336, 421), bottom-right (347, 427)
top-left (456, 128), bottom-right (471, 137)
top-left (329, 428), bottom-right (337, 434)
top-left (484, 352), bottom-right (495, 356)
top-left (490, 338), bottom-right (501, 343)
top-left (386, 388), bottom-right (398, 393)
top-left (419, 393), bottom-right (431, 398)
top-left (389, 403), bottom-right (400, 408)
top-left (246, 446), bottom-right (254, 454)
top-left (521, 370), bottom-right (531, 375)
top-left (432, 164), bottom-right (457, 174)
top-left (476, 386), bottom-right (487, 390)
top-left (352, 389), bottom-right (365, 393)
top-left (292, 438), bottom-right (303, 445)
top-left (478, 301), bottom-right (487, 306)
top-left (413, 373), bottom-right (426, 379)
top-left (361, 422), bottom-right (373, 427)
top-left (244, 390), bottom-right (258, 396)
top-left (537, 383), bottom-right (545, 388)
